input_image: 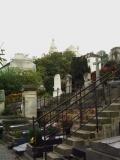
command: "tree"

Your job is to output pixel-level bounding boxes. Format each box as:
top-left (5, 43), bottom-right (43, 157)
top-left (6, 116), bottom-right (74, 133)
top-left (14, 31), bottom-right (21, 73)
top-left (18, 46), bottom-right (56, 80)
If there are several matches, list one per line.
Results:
top-left (0, 69), bottom-right (42, 95)
top-left (97, 50), bottom-right (109, 67)
top-left (34, 51), bottom-right (75, 94)
top-left (71, 56), bottom-right (90, 89)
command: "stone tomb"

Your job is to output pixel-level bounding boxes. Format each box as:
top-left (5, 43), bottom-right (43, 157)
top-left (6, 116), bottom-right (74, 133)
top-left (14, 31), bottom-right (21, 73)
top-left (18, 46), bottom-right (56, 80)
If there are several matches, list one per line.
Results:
top-left (86, 136), bottom-right (120, 160)
top-left (22, 85), bottom-right (37, 118)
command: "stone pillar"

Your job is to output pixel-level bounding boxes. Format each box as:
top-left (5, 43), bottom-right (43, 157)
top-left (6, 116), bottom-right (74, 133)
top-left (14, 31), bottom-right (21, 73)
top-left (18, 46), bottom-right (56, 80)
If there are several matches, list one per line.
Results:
top-left (95, 57), bottom-right (100, 81)
top-left (66, 74), bottom-right (72, 94)
top-left (22, 85), bottom-right (37, 118)
top-left (84, 73), bottom-right (91, 88)
top-left (0, 90), bottom-right (5, 114)
top-left (53, 74), bottom-right (62, 97)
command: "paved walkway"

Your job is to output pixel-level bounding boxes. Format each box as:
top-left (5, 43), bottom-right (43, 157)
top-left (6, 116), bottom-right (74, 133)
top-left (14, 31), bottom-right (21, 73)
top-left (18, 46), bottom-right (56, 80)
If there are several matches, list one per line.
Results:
top-left (0, 143), bottom-right (18, 160)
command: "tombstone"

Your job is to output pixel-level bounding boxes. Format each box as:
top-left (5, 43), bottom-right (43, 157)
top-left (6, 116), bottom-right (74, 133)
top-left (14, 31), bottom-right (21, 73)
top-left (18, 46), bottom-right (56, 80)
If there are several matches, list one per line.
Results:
top-left (22, 85), bottom-right (37, 118)
top-left (66, 74), bottom-right (72, 94)
top-left (53, 74), bottom-right (62, 97)
top-left (0, 90), bottom-right (5, 114)
top-left (93, 57), bottom-right (101, 84)
top-left (84, 73), bottom-right (91, 88)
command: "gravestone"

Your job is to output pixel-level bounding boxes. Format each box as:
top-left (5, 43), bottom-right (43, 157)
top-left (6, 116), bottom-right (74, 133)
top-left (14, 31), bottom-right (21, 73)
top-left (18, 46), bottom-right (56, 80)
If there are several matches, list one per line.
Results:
top-left (0, 90), bottom-right (5, 114)
top-left (22, 85), bottom-right (37, 118)
top-left (84, 73), bottom-right (91, 88)
top-left (93, 57), bottom-right (101, 85)
top-left (53, 74), bottom-right (62, 97)
top-left (66, 74), bottom-right (72, 94)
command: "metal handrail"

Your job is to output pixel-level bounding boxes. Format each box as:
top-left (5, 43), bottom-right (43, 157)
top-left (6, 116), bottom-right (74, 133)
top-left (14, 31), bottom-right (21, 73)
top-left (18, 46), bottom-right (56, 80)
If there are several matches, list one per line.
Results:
top-left (36, 71), bottom-right (112, 123)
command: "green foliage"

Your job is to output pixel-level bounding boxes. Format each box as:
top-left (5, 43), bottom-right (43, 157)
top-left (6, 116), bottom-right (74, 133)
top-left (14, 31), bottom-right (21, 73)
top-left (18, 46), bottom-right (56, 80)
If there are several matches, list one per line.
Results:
top-left (0, 68), bottom-right (42, 95)
top-left (34, 51), bottom-right (75, 94)
top-left (28, 128), bottom-right (42, 146)
top-left (0, 69), bottom-right (22, 95)
top-left (71, 56), bottom-right (90, 87)
top-left (1, 107), bottom-right (15, 115)
top-left (97, 50), bottom-right (109, 67)
top-left (10, 130), bottom-right (22, 138)
top-left (21, 70), bottom-right (42, 86)
top-left (47, 125), bottom-right (59, 136)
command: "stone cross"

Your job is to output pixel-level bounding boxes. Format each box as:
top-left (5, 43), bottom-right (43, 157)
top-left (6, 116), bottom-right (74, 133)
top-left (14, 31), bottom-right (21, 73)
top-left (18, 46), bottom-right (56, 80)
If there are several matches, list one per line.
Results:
top-left (93, 57), bottom-right (101, 81)
top-left (53, 74), bottom-right (62, 97)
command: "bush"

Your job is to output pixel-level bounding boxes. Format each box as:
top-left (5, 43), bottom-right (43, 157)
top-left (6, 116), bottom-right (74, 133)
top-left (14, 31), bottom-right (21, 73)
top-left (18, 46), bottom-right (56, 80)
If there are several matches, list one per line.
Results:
top-left (10, 130), bottom-right (22, 139)
top-left (1, 107), bottom-right (14, 116)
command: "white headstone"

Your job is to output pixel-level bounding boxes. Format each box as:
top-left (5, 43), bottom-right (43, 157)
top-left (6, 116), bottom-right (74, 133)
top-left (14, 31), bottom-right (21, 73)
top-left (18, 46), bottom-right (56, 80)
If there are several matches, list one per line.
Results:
top-left (66, 74), bottom-right (72, 93)
top-left (93, 57), bottom-right (101, 84)
top-left (53, 74), bottom-right (62, 97)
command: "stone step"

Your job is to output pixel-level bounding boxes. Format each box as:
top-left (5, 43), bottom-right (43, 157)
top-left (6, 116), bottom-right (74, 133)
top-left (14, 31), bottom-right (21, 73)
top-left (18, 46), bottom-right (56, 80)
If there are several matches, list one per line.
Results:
top-left (98, 110), bottom-right (119, 118)
top-left (65, 136), bottom-right (84, 147)
top-left (47, 152), bottom-right (63, 160)
top-left (72, 129), bottom-right (96, 139)
top-left (54, 144), bottom-right (72, 157)
top-left (109, 103), bottom-right (120, 110)
top-left (82, 123), bottom-right (102, 131)
top-left (91, 117), bottom-right (111, 124)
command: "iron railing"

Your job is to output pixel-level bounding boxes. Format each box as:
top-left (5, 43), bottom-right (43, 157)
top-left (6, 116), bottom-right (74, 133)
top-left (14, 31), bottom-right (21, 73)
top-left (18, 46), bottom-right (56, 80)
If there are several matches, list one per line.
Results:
top-left (33, 69), bottom-right (120, 159)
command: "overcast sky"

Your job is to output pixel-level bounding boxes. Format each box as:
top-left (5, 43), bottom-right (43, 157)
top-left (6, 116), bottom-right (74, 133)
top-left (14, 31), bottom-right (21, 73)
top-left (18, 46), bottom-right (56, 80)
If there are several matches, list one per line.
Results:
top-left (0, 0), bottom-right (120, 61)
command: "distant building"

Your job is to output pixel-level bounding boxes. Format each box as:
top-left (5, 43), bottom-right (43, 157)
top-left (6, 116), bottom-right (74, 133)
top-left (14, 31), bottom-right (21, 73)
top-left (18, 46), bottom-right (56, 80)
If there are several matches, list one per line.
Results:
top-left (109, 47), bottom-right (120, 62)
top-left (66, 45), bottom-right (81, 57)
top-left (86, 52), bottom-right (101, 73)
top-left (49, 39), bottom-right (58, 54)
top-left (0, 53), bottom-right (36, 71)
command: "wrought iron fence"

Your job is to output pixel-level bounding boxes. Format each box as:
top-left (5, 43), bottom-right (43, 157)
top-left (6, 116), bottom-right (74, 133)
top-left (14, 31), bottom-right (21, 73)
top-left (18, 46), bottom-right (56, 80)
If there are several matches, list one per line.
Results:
top-left (33, 69), bottom-right (120, 159)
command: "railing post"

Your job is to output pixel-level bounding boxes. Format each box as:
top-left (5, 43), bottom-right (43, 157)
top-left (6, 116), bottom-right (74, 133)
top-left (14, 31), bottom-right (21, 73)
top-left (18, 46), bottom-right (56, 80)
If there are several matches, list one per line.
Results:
top-left (69, 85), bottom-right (71, 106)
top-left (108, 83), bottom-right (111, 104)
top-left (79, 88), bottom-right (83, 127)
top-left (44, 96), bottom-right (45, 108)
top-left (32, 116), bottom-right (35, 138)
top-left (57, 88), bottom-right (59, 105)
top-left (93, 82), bottom-right (99, 133)
top-left (102, 83), bottom-right (107, 105)
top-left (32, 117), bottom-right (36, 160)
top-left (43, 116), bottom-right (47, 160)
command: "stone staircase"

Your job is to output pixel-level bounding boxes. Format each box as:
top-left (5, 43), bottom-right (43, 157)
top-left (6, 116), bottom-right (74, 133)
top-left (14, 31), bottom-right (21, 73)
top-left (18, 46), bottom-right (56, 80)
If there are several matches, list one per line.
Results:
top-left (47, 99), bottom-right (120, 160)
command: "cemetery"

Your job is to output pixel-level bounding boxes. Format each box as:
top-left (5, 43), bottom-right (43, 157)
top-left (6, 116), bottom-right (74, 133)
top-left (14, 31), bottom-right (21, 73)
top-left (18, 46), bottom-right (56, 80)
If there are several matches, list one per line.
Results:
top-left (0, 48), bottom-right (120, 160)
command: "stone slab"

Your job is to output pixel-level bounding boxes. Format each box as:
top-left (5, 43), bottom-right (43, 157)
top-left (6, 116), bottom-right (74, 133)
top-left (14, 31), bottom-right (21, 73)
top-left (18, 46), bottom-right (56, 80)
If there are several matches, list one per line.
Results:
top-left (91, 136), bottom-right (120, 157)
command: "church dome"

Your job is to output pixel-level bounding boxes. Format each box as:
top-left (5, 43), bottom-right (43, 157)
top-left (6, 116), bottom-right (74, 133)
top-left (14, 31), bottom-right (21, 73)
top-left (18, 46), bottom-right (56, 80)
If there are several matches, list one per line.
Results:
top-left (49, 39), bottom-right (58, 54)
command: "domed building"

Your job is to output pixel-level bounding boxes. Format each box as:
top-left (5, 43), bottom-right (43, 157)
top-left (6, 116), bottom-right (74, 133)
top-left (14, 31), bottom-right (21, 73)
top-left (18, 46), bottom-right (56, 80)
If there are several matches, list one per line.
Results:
top-left (66, 45), bottom-right (80, 57)
top-left (49, 39), bottom-right (58, 54)
top-left (0, 53), bottom-right (36, 71)
top-left (110, 47), bottom-right (120, 62)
